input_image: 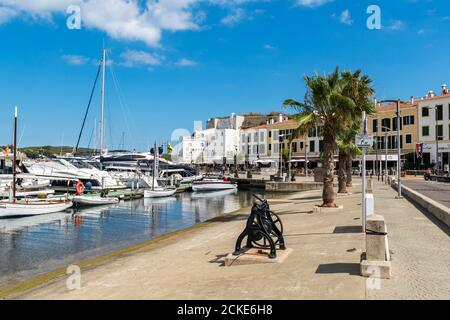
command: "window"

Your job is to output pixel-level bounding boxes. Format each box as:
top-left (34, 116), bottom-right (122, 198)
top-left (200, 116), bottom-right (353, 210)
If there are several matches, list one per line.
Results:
top-left (260, 132), bottom-right (265, 141)
top-left (292, 142), bottom-right (298, 153)
top-left (372, 119), bottom-right (378, 133)
top-left (319, 140), bottom-right (324, 152)
top-left (268, 144), bottom-right (272, 151)
top-left (392, 117), bottom-right (402, 131)
top-left (268, 131), bottom-right (272, 138)
top-left (422, 126), bottom-right (430, 137)
top-left (259, 144), bottom-right (265, 154)
top-left (405, 134), bottom-right (412, 144)
top-left (317, 126), bottom-right (324, 137)
top-left (300, 142), bottom-right (304, 149)
top-left (308, 127), bottom-right (316, 137)
top-left (448, 104), bottom-right (450, 120)
top-left (403, 115), bottom-right (414, 125)
top-left (437, 125), bottom-right (443, 140)
top-left (422, 107), bottom-right (429, 117)
top-left (436, 105), bottom-right (443, 121)
top-left (381, 118), bottom-right (391, 131)
top-left (309, 141), bottom-right (315, 153)
top-left (252, 145), bottom-right (257, 154)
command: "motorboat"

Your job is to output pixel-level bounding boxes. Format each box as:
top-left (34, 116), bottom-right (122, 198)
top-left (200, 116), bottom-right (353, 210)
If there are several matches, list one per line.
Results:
top-left (192, 176), bottom-right (237, 192)
top-left (23, 158), bottom-right (126, 190)
top-left (191, 188), bottom-right (237, 199)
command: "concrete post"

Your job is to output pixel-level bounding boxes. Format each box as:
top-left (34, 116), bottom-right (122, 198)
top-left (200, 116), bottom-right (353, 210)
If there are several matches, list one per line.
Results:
top-left (361, 214), bottom-right (391, 279)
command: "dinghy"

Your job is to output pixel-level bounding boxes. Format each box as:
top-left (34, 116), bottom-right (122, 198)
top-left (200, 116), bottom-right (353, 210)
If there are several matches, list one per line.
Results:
top-left (0, 201), bottom-right (73, 219)
top-left (72, 195), bottom-right (119, 206)
top-left (144, 187), bottom-right (177, 198)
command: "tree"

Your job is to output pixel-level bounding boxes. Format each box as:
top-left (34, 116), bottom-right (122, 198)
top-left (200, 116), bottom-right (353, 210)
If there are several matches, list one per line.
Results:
top-left (339, 70), bottom-right (376, 190)
top-left (283, 67), bottom-right (356, 207)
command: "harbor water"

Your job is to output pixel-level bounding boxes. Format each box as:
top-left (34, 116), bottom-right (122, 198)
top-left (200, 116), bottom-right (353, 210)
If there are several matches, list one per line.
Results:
top-left (0, 190), bottom-right (259, 286)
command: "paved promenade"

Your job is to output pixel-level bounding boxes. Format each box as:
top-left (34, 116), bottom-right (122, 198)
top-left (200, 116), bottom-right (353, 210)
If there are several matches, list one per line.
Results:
top-left (3, 179), bottom-right (449, 300)
top-left (368, 180), bottom-right (450, 299)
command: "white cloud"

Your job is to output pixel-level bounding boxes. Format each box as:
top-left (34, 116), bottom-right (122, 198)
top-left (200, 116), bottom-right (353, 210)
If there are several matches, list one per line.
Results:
top-left (0, 0), bottom-right (200, 47)
top-left (262, 44), bottom-right (276, 50)
top-left (176, 58), bottom-right (197, 66)
top-left (338, 9), bottom-right (352, 26)
top-left (295, 0), bottom-right (332, 8)
top-left (385, 20), bottom-right (405, 31)
top-left (221, 7), bottom-right (246, 26)
top-left (120, 49), bottom-right (163, 67)
top-left (61, 54), bottom-right (89, 65)
top-left (0, 6), bottom-right (17, 24)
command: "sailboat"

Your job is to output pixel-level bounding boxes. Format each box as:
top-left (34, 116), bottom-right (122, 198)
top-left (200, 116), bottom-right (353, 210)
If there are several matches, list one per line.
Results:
top-left (0, 108), bottom-right (73, 219)
top-left (144, 143), bottom-right (177, 198)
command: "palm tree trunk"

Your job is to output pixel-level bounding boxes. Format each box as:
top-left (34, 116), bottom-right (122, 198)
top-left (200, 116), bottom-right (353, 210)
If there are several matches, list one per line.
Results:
top-left (338, 151), bottom-right (348, 193)
top-left (322, 127), bottom-right (337, 207)
top-left (346, 156), bottom-right (353, 187)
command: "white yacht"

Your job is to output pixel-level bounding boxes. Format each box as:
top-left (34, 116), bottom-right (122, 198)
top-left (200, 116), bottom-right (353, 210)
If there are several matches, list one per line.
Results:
top-left (23, 158), bottom-right (126, 190)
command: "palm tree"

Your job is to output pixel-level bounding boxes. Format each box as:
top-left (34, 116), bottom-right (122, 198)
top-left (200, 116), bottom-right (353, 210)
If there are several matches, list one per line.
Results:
top-left (340, 70), bottom-right (376, 189)
top-left (337, 124), bottom-right (361, 193)
top-left (283, 67), bottom-right (355, 207)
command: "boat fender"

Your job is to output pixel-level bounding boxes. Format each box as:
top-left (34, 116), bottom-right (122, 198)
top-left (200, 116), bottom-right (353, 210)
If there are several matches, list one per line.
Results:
top-left (76, 181), bottom-right (85, 195)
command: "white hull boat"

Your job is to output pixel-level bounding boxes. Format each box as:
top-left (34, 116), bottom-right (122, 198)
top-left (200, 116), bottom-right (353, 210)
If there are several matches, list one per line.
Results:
top-left (144, 188), bottom-right (177, 198)
top-left (72, 196), bottom-right (120, 206)
top-left (0, 201), bottom-right (73, 219)
top-left (192, 180), bottom-right (237, 192)
top-left (191, 188), bottom-right (237, 199)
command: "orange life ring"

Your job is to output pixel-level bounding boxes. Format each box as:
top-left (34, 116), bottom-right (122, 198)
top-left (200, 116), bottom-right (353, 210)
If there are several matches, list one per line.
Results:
top-left (76, 181), bottom-right (85, 195)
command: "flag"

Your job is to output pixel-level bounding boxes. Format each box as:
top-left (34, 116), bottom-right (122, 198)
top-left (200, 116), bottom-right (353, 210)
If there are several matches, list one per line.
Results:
top-left (415, 143), bottom-right (423, 158)
top-left (167, 143), bottom-right (174, 153)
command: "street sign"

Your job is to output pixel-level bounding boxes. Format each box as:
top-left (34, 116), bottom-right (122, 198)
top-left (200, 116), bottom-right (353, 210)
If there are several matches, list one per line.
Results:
top-left (356, 134), bottom-right (373, 148)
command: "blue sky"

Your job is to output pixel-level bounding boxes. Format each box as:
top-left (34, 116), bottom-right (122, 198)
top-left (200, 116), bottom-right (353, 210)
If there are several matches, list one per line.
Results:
top-left (0, 0), bottom-right (449, 151)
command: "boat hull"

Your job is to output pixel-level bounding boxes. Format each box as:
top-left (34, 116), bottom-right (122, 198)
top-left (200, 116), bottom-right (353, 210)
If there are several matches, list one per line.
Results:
top-left (192, 182), bottom-right (237, 192)
top-left (0, 201), bottom-right (73, 219)
top-left (144, 188), bottom-right (177, 198)
top-left (72, 196), bottom-right (120, 206)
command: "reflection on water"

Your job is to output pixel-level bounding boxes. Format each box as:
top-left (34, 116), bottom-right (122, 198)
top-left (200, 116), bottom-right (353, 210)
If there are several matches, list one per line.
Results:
top-left (0, 190), bottom-right (256, 286)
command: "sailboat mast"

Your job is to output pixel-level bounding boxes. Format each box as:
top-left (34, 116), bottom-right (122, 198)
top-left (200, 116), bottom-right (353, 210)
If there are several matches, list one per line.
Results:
top-left (100, 48), bottom-right (106, 155)
top-left (12, 106), bottom-right (17, 203)
top-left (152, 142), bottom-right (157, 191)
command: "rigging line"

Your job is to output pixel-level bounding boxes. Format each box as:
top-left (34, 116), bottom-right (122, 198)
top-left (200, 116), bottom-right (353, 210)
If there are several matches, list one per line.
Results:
top-left (109, 64), bottom-right (136, 150)
top-left (87, 123), bottom-right (95, 150)
top-left (74, 61), bottom-right (102, 154)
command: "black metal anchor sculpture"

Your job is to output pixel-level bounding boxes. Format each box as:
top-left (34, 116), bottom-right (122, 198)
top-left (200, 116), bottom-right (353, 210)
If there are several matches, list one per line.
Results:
top-left (233, 194), bottom-right (286, 259)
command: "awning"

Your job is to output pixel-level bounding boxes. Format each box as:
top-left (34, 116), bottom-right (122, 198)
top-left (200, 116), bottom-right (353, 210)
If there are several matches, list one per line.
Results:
top-left (255, 159), bottom-right (276, 164)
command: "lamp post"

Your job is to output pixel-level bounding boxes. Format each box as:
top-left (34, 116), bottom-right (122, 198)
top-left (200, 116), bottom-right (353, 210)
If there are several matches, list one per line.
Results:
top-left (234, 145), bottom-right (238, 178)
top-left (305, 139), bottom-right (308, 177)
top-left (379, 99), bottom-right (405, 198)
top-left (427, 106), bottom-right (441, 174)
top-left (379, 125), bottom-right (390, 184)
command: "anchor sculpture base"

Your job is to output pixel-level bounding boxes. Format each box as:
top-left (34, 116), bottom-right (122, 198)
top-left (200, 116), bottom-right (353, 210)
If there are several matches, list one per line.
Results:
top-left (225, 247), bottom-right (293, 266)
top-left (233, 194), bottom-right (286, 260)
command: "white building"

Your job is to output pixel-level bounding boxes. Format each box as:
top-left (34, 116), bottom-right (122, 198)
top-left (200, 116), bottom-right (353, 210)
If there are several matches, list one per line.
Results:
top-left (177, 113), bottom-right (243, 164)
top-left (417, 84), bottom-right (450, 169)
top-left (240, 126), bottom-right (267, 164)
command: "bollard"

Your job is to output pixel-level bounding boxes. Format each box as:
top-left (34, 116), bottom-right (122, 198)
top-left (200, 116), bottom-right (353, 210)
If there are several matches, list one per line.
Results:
top-left (361, 214), bottom-right (391, 279)
top-left (367, 178), bottom-right (373, 192)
